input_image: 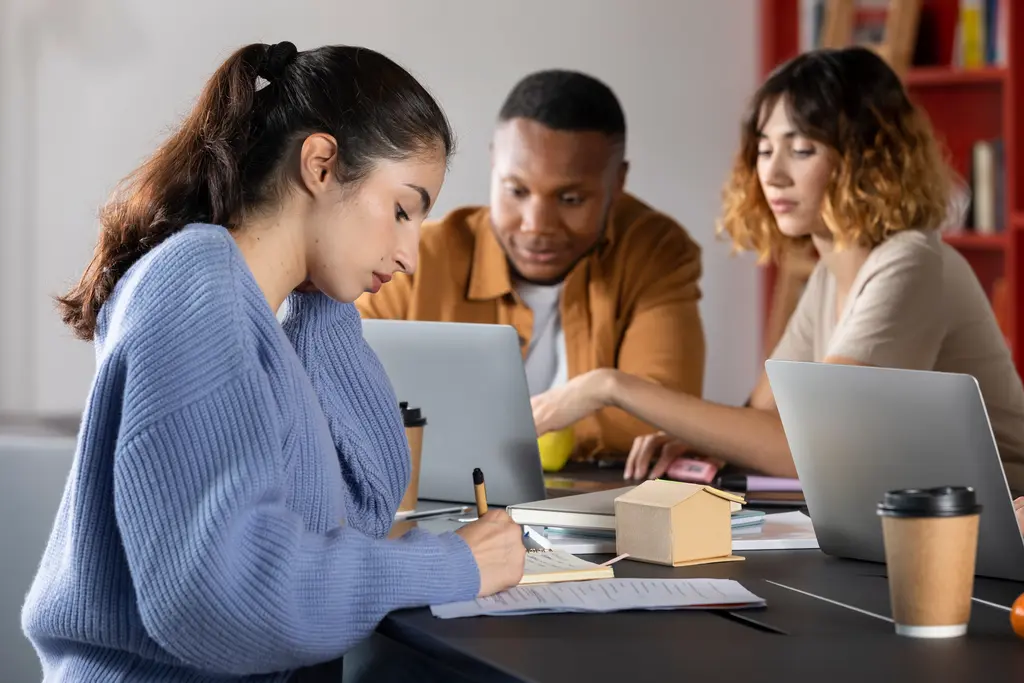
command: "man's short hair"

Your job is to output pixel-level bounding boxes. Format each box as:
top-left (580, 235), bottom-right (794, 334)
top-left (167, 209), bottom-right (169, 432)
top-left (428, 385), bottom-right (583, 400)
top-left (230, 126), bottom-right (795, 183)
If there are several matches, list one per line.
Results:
top-left (497, 69), bottom-right (626, 144)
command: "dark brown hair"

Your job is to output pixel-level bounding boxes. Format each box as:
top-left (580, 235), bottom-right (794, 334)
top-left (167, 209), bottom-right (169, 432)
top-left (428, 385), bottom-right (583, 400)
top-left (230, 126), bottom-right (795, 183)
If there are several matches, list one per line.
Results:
top-left (57, 42), bottom-right (454, 340)
top-left (718, 46), bottom-right (953, 263)
top-left (498, 69), bottom-right (626, 144)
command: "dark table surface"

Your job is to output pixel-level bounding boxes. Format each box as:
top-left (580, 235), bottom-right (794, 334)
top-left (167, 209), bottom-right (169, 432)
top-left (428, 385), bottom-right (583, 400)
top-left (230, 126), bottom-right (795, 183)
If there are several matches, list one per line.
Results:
top-left (370, 527), bottom-right (1024, 683)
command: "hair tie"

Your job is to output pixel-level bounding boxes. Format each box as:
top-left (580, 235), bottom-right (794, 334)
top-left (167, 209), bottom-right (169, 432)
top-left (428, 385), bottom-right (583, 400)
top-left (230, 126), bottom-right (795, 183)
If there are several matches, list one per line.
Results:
top-left (258, 41), bottom-right (298, 81)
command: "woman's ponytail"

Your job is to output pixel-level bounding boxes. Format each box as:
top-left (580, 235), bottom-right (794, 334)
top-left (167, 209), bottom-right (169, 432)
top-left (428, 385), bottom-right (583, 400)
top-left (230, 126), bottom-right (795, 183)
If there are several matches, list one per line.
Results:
top-left (59, 40), bottom-right (451, 341)
top-left (56, 42), bottom-right (294, 340)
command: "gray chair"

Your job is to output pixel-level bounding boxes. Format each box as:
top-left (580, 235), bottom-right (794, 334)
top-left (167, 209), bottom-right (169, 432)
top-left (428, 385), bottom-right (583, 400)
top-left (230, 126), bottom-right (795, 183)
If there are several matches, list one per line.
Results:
top-left (0, 435), bottom-right (76, 683)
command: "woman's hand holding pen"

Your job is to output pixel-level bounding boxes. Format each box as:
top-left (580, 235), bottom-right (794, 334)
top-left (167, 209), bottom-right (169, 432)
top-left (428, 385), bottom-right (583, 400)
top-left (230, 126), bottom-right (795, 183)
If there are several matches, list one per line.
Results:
top-left (455, 510), bottom-right (526, 597)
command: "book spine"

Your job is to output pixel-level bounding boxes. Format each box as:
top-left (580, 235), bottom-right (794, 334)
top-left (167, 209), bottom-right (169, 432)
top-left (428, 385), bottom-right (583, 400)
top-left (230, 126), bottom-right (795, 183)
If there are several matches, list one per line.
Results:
top-left (971, 140), bottom-right (996, 234)
top-left (960, 0), bottom-right (987, 69)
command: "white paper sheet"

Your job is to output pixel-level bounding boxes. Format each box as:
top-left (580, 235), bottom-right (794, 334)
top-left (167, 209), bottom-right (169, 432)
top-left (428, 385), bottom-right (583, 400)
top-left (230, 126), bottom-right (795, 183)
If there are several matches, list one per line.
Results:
top-left (732, 510), bottom-right (818, 550)
top-left (430, 578), bottom-right (765, 619)
top-left (546, 536), bottom-right (617, 554)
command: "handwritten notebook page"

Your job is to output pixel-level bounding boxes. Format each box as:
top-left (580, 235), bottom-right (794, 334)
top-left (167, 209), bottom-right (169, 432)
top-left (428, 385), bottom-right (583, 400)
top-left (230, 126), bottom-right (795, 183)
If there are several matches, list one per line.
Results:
top-left (520, 549), bottom-right (614, 585)
top-left (431, 578), bottom-right (766, 619)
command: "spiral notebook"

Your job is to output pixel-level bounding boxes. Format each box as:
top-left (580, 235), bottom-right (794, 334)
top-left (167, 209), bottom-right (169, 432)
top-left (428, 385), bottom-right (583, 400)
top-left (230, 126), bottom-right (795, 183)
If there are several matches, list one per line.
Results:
top-left (520, 548), bottom-right (615, 585)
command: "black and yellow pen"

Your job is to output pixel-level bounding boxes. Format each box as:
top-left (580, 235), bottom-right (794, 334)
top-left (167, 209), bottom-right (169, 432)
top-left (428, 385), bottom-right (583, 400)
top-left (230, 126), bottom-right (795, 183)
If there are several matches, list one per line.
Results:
top-left (472, 467), bottom-right (488, 515)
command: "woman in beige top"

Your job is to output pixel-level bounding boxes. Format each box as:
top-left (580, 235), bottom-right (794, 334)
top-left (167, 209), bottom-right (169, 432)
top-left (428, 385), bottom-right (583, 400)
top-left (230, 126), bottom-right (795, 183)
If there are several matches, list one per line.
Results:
top-left (531, 46), bottom-right (1024, 506)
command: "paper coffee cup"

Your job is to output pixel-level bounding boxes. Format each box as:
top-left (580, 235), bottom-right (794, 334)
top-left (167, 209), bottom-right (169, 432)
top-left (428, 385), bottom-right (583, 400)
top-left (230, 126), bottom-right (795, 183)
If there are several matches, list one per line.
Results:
top-left (397, 402), bottom-right (427, 513)
top-left (877, 486), bottom-right (981, 638)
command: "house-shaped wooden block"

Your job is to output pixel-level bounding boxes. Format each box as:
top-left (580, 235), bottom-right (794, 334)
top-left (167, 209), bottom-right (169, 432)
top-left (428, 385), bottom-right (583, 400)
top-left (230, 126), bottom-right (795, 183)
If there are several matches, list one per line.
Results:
top-left (613, 479), bottom-right (746, 567)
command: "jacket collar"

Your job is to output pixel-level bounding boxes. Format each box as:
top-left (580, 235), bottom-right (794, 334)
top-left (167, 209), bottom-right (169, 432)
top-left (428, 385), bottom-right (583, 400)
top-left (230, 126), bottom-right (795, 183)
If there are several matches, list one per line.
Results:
top-left (466, 205), bottom-right (618, 301)
top-left (467, 211), bottom-right (514, 301)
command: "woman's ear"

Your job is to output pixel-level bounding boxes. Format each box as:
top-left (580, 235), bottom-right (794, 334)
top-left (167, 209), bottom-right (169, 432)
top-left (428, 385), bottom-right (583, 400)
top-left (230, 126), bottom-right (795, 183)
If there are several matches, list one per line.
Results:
top-left (298, 133), bottom-right (340, 196)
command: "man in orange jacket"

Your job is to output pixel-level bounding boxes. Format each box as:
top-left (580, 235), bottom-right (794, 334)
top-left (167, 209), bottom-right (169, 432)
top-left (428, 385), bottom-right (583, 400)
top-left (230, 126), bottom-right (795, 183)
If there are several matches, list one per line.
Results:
top-left (356, 69), bottom-right (706, 462)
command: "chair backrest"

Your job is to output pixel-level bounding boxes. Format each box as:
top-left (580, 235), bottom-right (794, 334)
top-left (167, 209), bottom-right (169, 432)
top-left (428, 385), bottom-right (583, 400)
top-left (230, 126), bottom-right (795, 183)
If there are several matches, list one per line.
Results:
top-left (0, 436), bottom-right (76, 683)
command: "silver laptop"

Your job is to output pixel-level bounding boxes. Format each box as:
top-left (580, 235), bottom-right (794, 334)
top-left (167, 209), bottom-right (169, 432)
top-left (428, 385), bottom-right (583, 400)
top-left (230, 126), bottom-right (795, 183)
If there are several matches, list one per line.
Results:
top-left (765, 359), bottom-right (1024, 582)
top-left (361, 319), bottom-right (547, 507)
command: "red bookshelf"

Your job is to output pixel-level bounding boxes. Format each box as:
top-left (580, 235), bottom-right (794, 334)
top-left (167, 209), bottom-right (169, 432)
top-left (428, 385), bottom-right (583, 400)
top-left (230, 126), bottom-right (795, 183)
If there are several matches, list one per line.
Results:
top-left (943, 232), bottom-right (1008, 250)
top-left (758, 0), bottom-right (1023, 368)
top-left (903, 65), bottom-right (1007, 86)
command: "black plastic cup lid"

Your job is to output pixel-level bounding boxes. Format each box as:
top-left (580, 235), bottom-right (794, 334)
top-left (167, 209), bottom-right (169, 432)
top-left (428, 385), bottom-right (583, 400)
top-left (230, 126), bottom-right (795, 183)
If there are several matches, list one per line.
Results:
top-left (399, 403), bottom-right (427, 428)
top-left (877, 486), bottom-right (981, 518)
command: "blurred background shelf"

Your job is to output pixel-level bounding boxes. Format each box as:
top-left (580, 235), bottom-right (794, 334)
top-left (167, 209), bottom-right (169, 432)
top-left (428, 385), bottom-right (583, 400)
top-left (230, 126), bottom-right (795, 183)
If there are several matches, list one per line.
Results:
top-left (942, 231), bottom-right (1008, 250)
top-left (904, 65), bottom-right (1007, 86)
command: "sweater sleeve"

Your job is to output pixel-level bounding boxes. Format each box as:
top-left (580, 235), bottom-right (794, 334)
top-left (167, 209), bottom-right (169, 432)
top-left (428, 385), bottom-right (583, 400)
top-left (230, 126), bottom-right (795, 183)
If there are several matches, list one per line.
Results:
top-left (280, 292), bottom-right (409, 537)
top-left (113, 367), bottom-right (480, 676)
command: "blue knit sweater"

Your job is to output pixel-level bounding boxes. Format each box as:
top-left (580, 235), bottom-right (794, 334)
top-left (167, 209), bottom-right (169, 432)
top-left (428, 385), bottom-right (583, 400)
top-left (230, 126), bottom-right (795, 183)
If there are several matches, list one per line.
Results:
top-left (21, 224), bottom-right (480, 681)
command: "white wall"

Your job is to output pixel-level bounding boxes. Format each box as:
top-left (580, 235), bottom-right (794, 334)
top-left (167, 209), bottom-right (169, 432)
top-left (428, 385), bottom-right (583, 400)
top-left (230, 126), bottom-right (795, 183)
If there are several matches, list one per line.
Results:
top-left (0, 0), bottom-right (760, 414)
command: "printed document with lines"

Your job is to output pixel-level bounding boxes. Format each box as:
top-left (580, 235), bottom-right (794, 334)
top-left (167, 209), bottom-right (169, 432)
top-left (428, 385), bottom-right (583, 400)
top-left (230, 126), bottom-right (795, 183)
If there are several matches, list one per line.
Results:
top-left (430, 578), bottom-right (765, 619)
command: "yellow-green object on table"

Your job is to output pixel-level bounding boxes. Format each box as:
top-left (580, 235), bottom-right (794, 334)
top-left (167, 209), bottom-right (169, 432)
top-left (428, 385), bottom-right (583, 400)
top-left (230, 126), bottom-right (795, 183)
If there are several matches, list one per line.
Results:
top-left (538, 427), bottom-right (574, 472)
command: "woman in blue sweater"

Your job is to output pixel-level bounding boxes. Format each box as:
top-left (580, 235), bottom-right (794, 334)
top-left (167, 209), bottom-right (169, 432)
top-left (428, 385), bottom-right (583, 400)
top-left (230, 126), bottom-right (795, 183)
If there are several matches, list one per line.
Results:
top-left (21, 41), bottom-right (525, 682)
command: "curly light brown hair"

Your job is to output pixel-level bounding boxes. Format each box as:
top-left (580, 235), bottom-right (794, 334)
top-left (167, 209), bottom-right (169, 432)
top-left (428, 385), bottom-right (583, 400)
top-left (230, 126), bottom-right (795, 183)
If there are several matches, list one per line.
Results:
top-left (717, 46), bottom-right (955, 263)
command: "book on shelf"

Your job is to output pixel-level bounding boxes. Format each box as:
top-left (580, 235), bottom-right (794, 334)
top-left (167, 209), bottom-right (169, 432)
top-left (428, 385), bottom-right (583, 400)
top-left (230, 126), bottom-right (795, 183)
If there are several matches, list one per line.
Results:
top-left (954, 0), bottom-right (1008, 68)
top-left (800, 0), bottom-right (1009, 71)
top-left (799, 0), bottom-right (891, 53)
top-left (968, 137), bottom-right (1005, 234)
